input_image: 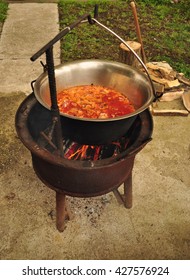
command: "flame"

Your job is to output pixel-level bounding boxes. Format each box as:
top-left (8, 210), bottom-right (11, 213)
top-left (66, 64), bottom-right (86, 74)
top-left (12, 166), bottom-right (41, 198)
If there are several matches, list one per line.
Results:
top-left (70, 145), bottom-right (89, 160)
top-left (63, 137), bottom-right (130, 161)
top-left (64, 143), bottom-right (102, 160)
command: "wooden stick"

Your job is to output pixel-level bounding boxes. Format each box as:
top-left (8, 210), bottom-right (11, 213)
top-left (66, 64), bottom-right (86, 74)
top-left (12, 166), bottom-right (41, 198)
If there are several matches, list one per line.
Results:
top-left (152, 109), bottom-right (189, 116)
top-left (130, 1), bottom-right (147, 64)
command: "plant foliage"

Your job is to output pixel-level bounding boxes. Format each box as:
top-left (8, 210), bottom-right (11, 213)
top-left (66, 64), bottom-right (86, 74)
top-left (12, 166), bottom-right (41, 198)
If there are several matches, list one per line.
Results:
top-left (0, 0), bottom-right (8, 23)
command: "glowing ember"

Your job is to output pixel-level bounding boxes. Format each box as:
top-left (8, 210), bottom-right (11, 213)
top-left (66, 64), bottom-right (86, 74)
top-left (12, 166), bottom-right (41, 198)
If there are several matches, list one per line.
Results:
top-left (63, 137), bottom-right (130, 161)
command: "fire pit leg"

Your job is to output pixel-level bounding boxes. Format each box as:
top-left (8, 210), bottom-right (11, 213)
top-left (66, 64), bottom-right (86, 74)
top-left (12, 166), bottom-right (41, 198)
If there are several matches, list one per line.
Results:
top-left (123, 171), bottom-right (132, 208)
top-left (56, 192), bottom-right (71, 232)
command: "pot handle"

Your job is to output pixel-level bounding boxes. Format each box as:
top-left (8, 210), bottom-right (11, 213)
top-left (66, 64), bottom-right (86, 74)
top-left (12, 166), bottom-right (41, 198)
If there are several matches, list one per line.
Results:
top-left (31, 80), bottom-right (36, 92)
top-left (91, 18), bottom-right (158, 100)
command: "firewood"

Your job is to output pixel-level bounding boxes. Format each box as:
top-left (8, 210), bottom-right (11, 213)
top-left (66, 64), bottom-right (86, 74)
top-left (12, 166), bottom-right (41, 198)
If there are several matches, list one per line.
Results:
top-left (149, 74), bottom-right (180, 89)
top-left (119, 41), bottom-right (142, 68)
top-left (153, 81), bottom-right (165, 93)
top-left (165, 79), bottom-right (181, 89)
top-left (146, 61), bottom-right (177, 80)
top-left (182, 90), bottom-right (190, 112)
top-left (177, 73), bottom-right (190, 86)
top-left (160, 90), bottom-right (184, 102)
top-left (151, 109), bottom-right (188, 116)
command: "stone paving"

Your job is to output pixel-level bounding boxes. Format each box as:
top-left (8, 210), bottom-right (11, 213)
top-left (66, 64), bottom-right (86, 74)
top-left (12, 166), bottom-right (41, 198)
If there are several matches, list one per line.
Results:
top-left (0, 2), bottom-right (60, 94)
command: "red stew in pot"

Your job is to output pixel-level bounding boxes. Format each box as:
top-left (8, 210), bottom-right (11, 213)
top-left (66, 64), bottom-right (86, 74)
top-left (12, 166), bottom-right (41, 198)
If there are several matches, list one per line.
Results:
top-left (57, 85), bottom-right (135, 119)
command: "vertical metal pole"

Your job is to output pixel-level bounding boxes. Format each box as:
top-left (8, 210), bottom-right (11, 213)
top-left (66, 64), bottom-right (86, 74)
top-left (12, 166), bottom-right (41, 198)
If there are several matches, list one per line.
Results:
top-left (124, 171), bottom-right (133, 208)
top-left (56, 192), bottom-right (72, 232)
top-left (46, 47), bottom-right (63, 155)
top-left (56, 192), bottom-right (66, 232)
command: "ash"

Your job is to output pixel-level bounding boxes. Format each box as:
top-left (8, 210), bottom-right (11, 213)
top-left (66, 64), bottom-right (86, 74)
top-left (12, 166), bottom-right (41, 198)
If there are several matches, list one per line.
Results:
top-left (67, 194), bottom-right (112, 226)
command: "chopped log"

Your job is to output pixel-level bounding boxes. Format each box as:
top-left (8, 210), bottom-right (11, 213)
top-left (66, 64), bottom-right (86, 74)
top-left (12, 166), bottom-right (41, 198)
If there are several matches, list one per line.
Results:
top-left (149, 74), bottom-right (180, 89)
top-left (182, 90), bottom-right (190, 112)
top-left (177, 73), bottom-right (190, 86)
top-left (151, 109), bottom-right (188, 116)
top-left (160, 90), bottom-right (184, 102)
top-left (119, 41), bottom-right (142, 68)
top-left (146, 61), bottom-right (177, 80)
top-left (165, 79), bottom-right (181, 89)
top-left (153, 81), bottom-right (165, 93)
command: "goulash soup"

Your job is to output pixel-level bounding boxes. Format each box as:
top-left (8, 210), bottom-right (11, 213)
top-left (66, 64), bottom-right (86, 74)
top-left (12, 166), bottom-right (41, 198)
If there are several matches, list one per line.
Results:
top-left (57, 85), bottom-right (135, 119)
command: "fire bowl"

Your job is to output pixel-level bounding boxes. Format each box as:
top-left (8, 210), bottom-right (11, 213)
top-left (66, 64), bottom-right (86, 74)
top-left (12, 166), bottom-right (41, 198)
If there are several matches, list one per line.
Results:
top-left (15, 93), bottom-right (153, 197)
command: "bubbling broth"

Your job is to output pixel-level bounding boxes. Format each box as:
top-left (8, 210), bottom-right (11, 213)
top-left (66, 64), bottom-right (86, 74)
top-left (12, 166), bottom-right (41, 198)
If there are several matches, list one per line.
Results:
top-left (57, 85), bottom-right (135, 119)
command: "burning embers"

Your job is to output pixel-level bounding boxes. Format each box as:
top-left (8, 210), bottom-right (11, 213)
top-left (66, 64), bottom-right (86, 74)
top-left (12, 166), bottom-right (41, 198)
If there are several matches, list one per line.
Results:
top-left (63, 137), bottom-right (130, 161)
top-left (38, 117), bottom-right (140, 162)
top-left (16, 93), bottom-right (153, 201)
top-left (37, 112), bottom-right (142, 161)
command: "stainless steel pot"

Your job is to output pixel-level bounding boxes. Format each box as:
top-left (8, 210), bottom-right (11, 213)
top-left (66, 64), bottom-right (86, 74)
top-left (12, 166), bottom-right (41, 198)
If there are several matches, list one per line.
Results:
top-left (30, 15), bottom-right (157, 145)
top-left (33, 59), bottom-right (154, 144)
top-left (34, 60), bottom-right (155, 144)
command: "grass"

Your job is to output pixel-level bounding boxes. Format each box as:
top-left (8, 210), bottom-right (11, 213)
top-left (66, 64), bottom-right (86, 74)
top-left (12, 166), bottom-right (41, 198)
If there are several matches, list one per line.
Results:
top-left (0, 0), bottom-right (8, 23)
top-left (58, 0), bottom-right (190, 78)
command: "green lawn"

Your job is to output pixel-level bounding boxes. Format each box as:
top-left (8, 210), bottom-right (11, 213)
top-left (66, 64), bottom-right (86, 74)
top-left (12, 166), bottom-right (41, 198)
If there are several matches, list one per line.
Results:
top-left (0, 0), bottom-right (8, 23)
top-left (58, 0), bottom-right (190, 78)
top-left (0, 0), bottom-right (189, 77)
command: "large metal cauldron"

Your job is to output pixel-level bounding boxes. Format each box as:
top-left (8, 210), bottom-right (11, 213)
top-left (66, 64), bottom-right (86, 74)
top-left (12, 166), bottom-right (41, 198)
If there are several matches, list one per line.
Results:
top-left (33, 59), bottom-right (154, 145)
top-left (15, 94), bottom-right (153, 197)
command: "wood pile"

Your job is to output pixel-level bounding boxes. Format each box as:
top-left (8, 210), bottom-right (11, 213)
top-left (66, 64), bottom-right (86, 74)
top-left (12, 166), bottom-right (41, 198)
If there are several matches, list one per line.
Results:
top-left (146, 61), bottom-right (183, 92)
top-left (119, 41), bottom-right (190, 116)
top-left (125, 1), bottom-right (189, 116)
top-left (144, 61), bottom-right (190, 116)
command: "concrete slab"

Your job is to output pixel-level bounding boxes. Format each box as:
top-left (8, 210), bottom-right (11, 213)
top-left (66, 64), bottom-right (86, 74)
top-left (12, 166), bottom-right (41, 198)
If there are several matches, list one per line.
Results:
top-left (0, 92), bottom-right (190, 260)
top-left (0, 3), bottom-right (60, 94)
top-left (0, 58), bottom-right (60, 93)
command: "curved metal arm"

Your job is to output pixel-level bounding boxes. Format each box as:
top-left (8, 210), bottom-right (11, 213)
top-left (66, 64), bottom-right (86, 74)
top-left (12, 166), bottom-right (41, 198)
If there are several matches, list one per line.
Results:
top-left (31, 5), bottom-right (98, 62)
top-left (91, 18), bottom-right (157, 99)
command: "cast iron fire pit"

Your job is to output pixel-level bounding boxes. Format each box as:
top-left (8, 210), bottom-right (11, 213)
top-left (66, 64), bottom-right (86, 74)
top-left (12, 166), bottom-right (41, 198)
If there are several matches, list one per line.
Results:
top-left (15, 6), bottom-right (155, 231)
top-left (15, 93), bottom-right (153, 231)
